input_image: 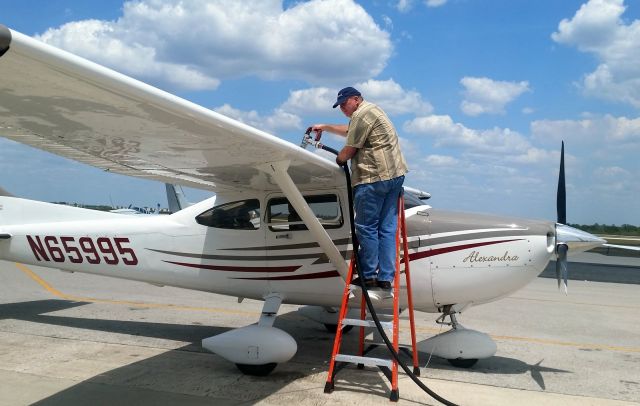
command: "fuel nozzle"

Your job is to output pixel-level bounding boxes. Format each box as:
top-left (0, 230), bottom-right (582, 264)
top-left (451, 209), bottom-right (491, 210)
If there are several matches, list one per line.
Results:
top-left (300, 127), bottom-right (313, 149)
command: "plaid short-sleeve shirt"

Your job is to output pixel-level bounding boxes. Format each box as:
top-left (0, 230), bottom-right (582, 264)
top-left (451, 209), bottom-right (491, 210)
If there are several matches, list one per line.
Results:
top-left (346, 101), bottom-right (408, 186)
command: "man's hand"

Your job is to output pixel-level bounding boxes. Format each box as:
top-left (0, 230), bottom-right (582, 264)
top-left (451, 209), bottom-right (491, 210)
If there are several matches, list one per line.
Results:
top-left (309, 124), bottom-right (349, 138)
top-left (336, 145), bottom-right (357, 167)
top-left (310, 124), bottom-right (324, 141)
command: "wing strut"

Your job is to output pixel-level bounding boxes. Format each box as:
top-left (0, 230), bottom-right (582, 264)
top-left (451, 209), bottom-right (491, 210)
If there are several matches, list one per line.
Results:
top-left (257, 160), bottom-right (349, 281)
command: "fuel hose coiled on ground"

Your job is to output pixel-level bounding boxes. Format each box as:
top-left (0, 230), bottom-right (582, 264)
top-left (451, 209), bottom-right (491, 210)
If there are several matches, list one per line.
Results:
top-left (305, 129), bottom-right (458, 406)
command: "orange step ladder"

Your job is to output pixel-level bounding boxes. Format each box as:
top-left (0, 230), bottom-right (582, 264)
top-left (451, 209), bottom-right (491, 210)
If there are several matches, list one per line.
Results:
top-left (324, 195), bottom-right (420, 402)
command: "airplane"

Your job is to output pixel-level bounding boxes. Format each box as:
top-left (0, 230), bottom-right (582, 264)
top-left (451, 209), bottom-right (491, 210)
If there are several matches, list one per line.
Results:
top-left (0, 185), bottom-right (13, 197)
top-left (109, 205), bottom-right (155, 215)
top-left (111, 184), bottom-right (191, 214)
top-left (165, 183), bottom-right (193, 213)
top-left (0, 24), bottom-right (607, 377)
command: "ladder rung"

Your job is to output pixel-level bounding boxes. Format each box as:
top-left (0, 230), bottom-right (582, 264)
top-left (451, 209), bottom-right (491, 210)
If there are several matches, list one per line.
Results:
top-left (341, 318), bottom-right (393, 330)
top-left (335, 354), bottom-right (394, 368)
top-left (348, 288), bottom-right (394, 301)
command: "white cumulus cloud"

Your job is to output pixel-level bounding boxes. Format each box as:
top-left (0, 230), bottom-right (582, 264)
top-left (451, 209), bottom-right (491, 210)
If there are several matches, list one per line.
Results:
top-left (357, 79), bottom-right (433, 116)
top-left (37, 19), bottom-right (220, 91)
top-left (396, 0), bottom-right (448, 12)
top-left (426, 0), bottom-right (448, 7)
top-left (396, 0), bottom-right (415, 12)
top-left (460, 77), bottom-right (531, 116)
top-left (280, 79), bottom-right (432, 117)
top-left (552, 0), bottom-right (640, 107)
top-left (594, 166), bottom-right (630, 178)
top-left (404, 114), bottom-right (536, 156)
top-left (425, 154), bottom-right (458, 166)
top-left (531, 114), bottom-right (640, 144)
top-left (36, 0), bottom-right (392, 90)
top-left (214, 104), bottom-right (301, 134)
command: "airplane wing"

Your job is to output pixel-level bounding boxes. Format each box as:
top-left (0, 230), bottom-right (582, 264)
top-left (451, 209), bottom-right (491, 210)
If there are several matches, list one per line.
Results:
top-left (0, 25), bottom-right (342, 193)
top-left (0, 186), bottom-right (12, 197)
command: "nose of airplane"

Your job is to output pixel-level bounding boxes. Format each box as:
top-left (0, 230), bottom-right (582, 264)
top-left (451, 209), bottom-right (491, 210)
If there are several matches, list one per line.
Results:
top-left (555, 223), bottom-right (606, 254)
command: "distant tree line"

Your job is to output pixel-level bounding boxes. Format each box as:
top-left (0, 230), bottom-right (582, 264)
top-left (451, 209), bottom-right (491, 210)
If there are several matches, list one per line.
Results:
top-left (570, 223), bottom-right (640, 236)
top-left (53, 202), bottom-right (114, 211)
top-left (53, 202), bottom-right (171, 214)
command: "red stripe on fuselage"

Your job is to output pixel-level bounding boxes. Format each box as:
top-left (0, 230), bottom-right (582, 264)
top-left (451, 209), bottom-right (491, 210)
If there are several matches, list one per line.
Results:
top-left (231, 270), bottom-right (341, 281)
top-left (164, 260), bottom-right (300, 273)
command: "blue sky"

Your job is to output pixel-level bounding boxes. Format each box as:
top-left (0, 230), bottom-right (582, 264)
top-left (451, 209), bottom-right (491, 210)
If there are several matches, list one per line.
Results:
top-left (1, 0), bottom-right (639, 225)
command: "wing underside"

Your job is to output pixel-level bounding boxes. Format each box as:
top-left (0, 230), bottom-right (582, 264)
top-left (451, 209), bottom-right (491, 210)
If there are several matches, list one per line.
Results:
top-left (0, 25), bottom-right (342, 193)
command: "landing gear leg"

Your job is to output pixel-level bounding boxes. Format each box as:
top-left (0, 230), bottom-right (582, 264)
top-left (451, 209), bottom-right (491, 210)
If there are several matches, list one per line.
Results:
top-left (436, 305), bottom-right (479, 369)
top-left (435, 305), bottom-right (460, 330)
top-left (202, 293), bottom-right (297, 376)
top-left (233, 293), bottom-right (285, 375)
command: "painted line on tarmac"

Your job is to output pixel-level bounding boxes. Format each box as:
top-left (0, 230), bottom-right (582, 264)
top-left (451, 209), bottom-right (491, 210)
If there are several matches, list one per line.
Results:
top-left (410, 324), bottom-right (640, 354)
top-left (490, 332), bottom-right (640, 353)
top-left (14, 263), bottom-right (260, 317)
top-left (507, 295), bottom-right (640, 310)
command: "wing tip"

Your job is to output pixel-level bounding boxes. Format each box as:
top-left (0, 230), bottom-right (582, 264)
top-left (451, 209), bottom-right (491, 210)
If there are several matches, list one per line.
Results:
top-left (0, 24), bottom-right (12, 58)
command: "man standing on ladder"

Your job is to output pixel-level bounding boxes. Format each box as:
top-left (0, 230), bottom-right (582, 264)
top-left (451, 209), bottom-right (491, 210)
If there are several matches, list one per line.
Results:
top-left (312, 87), bottom-right (408, 294)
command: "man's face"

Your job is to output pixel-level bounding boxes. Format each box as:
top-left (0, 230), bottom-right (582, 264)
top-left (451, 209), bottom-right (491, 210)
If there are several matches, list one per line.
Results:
top-left (339, 96), bottom-right (360, 118)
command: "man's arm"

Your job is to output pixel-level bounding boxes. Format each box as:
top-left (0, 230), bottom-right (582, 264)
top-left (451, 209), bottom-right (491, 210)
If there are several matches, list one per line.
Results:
top-left (311, 124), bottom-right (349, 138)
top-left (336, 145), bottom-right (358, 166)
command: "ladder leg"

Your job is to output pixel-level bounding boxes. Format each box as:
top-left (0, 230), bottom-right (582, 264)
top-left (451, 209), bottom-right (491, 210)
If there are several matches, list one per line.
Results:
top-left (390, 206), bottom-right (401, 401)
top-left (400, 195), bottom-right (421, 375)
top-left (357, 292), bottom-right (366, 369)
top-left (325, 255), bottom-right (356, 393)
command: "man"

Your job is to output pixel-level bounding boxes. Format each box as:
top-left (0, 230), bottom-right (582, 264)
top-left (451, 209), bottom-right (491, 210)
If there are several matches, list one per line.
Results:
top-left (312, 87), bottom-right (408, 292)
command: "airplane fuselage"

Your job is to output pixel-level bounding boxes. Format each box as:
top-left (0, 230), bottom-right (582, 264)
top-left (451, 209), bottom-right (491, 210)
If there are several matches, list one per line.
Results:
top-left (0, 188), bottom-right (556, 313)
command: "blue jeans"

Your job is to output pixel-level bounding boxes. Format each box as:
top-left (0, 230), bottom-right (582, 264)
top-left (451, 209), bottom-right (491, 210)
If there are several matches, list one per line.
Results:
top-left (353, 176), bottom-right (404, 282)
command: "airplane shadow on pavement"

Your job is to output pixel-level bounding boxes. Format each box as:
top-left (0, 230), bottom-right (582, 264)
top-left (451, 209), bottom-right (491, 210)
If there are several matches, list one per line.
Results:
top-left (0, 299), bottom-right (570, 404)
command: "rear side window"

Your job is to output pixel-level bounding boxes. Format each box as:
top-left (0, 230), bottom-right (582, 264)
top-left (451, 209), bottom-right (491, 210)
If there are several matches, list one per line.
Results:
top-left (196, 199), bottom-right (260, 230)
top-left (267, 194), bottom-right (342, 232)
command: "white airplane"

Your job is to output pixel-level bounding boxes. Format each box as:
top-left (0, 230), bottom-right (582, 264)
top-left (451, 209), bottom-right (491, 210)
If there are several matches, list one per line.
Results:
top-left (110, 206), bottom-right (154, 215)
top-left (109, 184), bottom-right (191, 214)
top-left (0, 25), bottom-right (606, 376)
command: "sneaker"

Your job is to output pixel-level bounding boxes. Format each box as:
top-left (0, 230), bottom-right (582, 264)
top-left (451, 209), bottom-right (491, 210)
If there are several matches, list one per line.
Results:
top-left (350, 277), bottom-right (378, 289)
top-left (377, 280), bottom-right (392, 290)
top-left (376, 280), bottom-right (394, 299)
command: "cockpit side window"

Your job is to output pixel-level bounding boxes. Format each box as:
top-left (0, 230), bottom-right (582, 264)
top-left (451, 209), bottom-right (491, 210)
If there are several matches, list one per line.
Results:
top-left (267, 194), bottom-right (342, 232)
top-left (196, 199), bottom-right (260, 230)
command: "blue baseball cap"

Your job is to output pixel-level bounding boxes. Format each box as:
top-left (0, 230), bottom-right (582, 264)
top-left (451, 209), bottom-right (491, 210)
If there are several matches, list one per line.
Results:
top-left (332, 86), bottom-right (361, 108)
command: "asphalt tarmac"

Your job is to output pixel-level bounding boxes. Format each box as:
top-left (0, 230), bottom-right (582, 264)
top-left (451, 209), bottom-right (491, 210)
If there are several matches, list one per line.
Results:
top-left (0, 258), bottom-right (638, 406)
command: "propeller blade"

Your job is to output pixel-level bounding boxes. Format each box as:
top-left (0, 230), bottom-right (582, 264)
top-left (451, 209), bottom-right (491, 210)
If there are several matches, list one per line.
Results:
top-left (557, 141), bottom-right (566, 224)
top-left (555, 252), bottom-right (561, 289)
top-left (556, 243), bottom-right (568, 294)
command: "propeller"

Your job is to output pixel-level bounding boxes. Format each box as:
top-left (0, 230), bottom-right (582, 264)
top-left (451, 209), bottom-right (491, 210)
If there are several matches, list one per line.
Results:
top-left (555, 141), bottom-right (569, 293)
top-left (555, 242), bottom-right (568, 293)
top-left (557, 141), bottom-right (566, 225)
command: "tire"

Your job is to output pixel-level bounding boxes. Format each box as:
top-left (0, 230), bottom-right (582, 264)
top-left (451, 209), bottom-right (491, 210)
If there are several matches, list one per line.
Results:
top-left (235, 362), bottom-right (278, 376)
top-left (447, 358), bottom-right (478, 368)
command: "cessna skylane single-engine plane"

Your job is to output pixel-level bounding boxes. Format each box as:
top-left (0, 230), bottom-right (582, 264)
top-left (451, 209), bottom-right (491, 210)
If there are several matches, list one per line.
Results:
top-left (0, 25), bottom-right (606, 375)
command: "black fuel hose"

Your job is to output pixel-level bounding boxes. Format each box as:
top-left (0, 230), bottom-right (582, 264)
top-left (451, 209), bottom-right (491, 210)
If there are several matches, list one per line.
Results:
top-left (319, 141), bottom-right (457, 406)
